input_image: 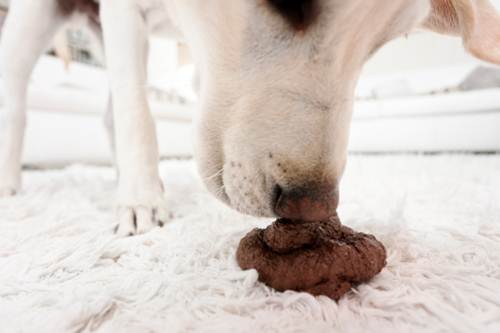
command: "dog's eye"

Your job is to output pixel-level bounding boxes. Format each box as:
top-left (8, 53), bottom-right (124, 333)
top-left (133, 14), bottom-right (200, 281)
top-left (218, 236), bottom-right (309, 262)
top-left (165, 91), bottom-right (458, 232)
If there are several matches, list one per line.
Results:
top-left (267, 0), bottom-right (317, 31)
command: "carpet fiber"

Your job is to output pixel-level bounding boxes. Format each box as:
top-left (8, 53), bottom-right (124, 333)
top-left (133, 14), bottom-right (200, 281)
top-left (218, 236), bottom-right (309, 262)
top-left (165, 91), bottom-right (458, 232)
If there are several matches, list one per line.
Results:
top-left (1, 155), bottom-right (499, 332)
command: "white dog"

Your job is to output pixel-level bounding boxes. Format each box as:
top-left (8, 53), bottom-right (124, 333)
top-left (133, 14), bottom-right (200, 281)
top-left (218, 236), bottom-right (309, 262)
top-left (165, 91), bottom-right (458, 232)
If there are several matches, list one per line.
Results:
top-left (1, 0), bottom-right (499, 236)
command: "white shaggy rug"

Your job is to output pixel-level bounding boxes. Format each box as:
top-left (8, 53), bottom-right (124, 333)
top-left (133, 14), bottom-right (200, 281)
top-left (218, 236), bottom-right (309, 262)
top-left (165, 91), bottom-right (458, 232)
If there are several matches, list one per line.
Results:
top-left (1, 155), bottom-right (499, 333)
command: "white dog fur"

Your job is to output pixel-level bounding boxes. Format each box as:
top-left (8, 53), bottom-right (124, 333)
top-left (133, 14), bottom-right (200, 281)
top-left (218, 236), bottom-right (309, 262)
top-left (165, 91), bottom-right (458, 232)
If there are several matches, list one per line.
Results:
top-left (1, 0), bottom-right (499, 236)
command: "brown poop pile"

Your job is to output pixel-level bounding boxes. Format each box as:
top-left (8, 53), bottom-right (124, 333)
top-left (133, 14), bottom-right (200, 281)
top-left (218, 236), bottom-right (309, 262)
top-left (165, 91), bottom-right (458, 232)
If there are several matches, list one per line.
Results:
top-left (236, 217), bottom-right (386, 300)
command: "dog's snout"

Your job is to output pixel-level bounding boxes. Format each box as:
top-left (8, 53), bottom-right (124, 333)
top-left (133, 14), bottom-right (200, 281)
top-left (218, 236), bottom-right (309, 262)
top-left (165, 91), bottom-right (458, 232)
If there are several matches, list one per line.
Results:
top-left (272, 184), bottom-right (339, 221)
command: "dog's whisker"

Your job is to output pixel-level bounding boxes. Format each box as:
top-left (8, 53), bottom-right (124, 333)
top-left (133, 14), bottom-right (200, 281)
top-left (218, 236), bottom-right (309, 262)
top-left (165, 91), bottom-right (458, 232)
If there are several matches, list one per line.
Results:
top-left (203, 167), bottom-right (225, 182)
top-left (213, 184), bottom-right (227, 198)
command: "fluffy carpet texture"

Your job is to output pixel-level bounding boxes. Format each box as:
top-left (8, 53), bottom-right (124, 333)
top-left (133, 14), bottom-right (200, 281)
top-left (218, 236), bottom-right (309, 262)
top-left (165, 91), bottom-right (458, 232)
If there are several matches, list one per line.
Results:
top-left (0, 155), bottom-right (499, 333)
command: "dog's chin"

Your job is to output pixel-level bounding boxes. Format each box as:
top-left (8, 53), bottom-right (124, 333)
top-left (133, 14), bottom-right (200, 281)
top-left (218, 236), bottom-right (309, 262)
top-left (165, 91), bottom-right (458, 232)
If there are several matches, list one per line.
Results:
top-left (199, 161), bottom-right (274, 217)
top-left (222, 179), bottom-right (275, 218)
top-left (227, 199), bottom-right (275, 218)
top-left (203, 175), bottom-right (269, 217)
top-left (203, 173), bottom-right (231, 206)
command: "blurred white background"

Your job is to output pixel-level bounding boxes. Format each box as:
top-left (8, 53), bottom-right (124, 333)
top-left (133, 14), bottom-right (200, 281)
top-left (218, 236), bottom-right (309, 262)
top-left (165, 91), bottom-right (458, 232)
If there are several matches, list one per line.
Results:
top-left (0, 0), bottom-right (500, 167)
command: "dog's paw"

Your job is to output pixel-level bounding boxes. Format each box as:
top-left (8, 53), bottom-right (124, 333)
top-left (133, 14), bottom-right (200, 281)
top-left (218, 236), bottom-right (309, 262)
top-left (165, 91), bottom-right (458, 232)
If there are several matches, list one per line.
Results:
top-left (0, 172), bottom-right (21, 198)
top-left (114, 204), bottom-right (170, 236)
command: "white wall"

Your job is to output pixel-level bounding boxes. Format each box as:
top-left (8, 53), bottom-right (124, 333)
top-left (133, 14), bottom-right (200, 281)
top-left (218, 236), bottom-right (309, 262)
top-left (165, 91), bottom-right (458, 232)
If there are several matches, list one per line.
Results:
top-left (362, 0), bottom-right (500, 77)
top-left (363, 33), bottom-right (475, 77)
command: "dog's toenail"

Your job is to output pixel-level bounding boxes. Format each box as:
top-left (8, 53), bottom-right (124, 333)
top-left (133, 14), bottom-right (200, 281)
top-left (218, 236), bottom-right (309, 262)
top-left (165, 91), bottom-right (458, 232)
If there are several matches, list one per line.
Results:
top-left (132, 211), bottom-right (137, 230)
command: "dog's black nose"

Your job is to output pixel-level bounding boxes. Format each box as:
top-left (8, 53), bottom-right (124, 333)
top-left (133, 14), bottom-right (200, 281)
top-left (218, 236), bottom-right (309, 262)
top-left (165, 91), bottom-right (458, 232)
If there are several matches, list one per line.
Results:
top-left (272, 184), bottom-right (339, 221)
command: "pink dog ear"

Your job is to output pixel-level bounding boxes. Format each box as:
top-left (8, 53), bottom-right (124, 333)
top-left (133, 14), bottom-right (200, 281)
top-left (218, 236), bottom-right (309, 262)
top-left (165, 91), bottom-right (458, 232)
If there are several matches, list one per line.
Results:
top-left (424, 0), bottom-right (500, 64)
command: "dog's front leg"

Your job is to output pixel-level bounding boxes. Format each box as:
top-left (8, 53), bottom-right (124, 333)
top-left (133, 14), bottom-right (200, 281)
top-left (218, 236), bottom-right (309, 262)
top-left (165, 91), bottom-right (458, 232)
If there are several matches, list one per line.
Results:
top-left (0, 0), bottom-right (65, 196)
top-left (101, 0), bottom-right (169, 236)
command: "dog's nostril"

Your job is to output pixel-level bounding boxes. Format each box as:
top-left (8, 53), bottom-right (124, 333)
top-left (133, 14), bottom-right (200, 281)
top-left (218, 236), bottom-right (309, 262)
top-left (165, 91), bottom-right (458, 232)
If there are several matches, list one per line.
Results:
top-left (272, 184), bottom-right (283, 209)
